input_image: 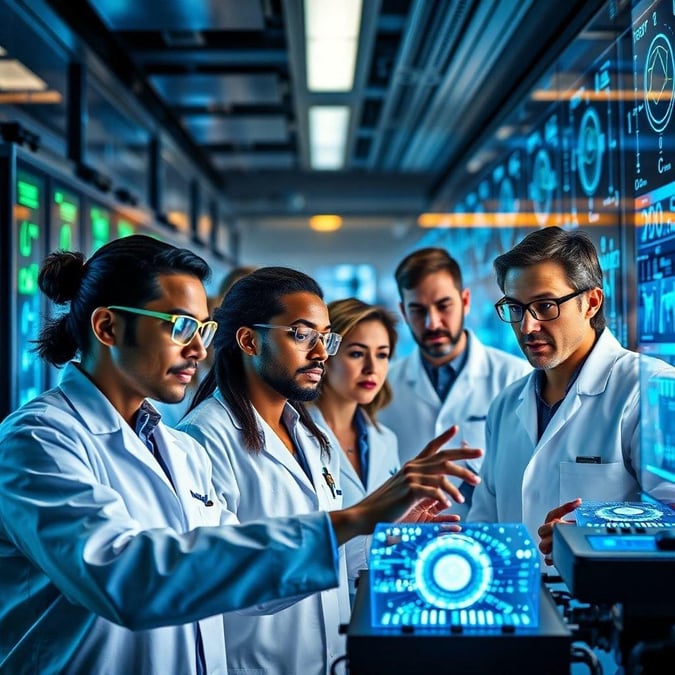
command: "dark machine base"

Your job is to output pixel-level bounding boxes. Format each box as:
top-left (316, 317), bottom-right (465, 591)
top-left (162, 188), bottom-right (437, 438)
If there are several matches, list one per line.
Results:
top-left (346, 576), bottom-right (571, 675)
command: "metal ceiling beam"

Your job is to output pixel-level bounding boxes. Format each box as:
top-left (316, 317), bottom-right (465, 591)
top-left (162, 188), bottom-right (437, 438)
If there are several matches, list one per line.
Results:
top-left (429, 0), bottom-right (609, 208)
top-left (40, 0), bottom-right (225, 189)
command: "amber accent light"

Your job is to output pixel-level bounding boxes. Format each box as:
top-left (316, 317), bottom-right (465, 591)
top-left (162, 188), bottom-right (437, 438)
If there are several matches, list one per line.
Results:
top-left (309, 214), bottom-right (343, 232)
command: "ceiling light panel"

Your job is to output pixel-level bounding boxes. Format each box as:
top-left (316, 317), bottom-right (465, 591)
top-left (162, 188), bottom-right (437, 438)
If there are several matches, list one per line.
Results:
top-left (309, 105), bottom-right (350, 169)
top-left (304, 0), bottom-right (363, 91)
top-left (0, 60), bottom-right (47, 91)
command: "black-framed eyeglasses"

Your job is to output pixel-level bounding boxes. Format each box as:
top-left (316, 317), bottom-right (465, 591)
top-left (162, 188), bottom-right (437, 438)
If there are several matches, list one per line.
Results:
top-left (107, 306), bottom-right (218, 347)
top-left (494, 289), bottom-right (590, 323)
top-left (253, 324), bottom-right (342, 356)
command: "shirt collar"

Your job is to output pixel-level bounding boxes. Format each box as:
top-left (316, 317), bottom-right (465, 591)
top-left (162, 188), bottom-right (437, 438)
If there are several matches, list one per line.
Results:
top-left (533, 332), bottom-right (600, 405)
top-left (420, 332), bottom-right (469, 378)
top-left (133, 400), bottom-right (162, 446)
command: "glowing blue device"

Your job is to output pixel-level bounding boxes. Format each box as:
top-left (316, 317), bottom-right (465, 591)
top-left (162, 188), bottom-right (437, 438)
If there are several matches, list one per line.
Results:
top-left (369, 523), bottom-right (539, 631)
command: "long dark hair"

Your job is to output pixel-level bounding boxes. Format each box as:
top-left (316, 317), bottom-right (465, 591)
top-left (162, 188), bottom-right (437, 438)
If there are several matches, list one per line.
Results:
top-left (36, 235), bottom-right (210, 365)
top-left (189, 267), bottom-right (330, 454)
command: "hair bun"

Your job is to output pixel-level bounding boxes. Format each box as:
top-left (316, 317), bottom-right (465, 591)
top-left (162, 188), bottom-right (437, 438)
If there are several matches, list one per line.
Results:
top-left (38, 250), bottom-right (87, 304)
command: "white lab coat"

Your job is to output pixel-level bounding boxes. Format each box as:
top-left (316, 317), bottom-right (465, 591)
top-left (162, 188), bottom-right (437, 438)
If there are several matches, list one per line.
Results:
top-left (380, 330), bottom-right (531, 517)
top-left (0, 363), bottom-right (339, 675)
top-left (179, 392), bottom-right (350, 675)
top-left (468, 329), bottom-right (675, 547)
top-left (309, 407), bottom-right (400, 595)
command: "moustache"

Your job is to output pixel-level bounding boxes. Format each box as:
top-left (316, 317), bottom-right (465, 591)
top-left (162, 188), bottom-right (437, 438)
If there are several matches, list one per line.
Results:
top-left (168, 360), bottom-right (199, 374)
top-left (521, 334), bottom-right (552, 345)
top-left (297, 363), bottom-right (325, 374)
top-left (423, 330), bottom-right (452, 340)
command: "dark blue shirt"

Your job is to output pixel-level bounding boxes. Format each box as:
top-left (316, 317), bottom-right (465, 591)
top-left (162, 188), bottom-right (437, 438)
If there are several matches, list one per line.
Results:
top-left (353, 407), bottom-right (370, 486)
top-left (134, 402), bottom-right (175, 488)
top-left (421, 334), bottom-right (469, 401)
top-left (534, 353), bottom-right (591, 441)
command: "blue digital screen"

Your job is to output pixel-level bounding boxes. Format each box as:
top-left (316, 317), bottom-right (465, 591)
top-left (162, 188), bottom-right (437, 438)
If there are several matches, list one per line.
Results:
top-left (526, 110), bottom-right (562, 228)
top-left (640, 369), bottom-right (675, 502)
top-left (560, 41), bottom-right (628, 345)
top-left (633, 0), bottom-right (675, 509)
top-left (633, 0), bottom-right (675, 353)
top-left (631, 0), bottom-right (675, 200)
top-left (369, 523), bottom-right (539, 631)
top-left (587, 534), bottom-right (658, 552)
top-left (314, 263), bottom-right (377, 304)
top-left (576, 500), bottom-right (675, 527)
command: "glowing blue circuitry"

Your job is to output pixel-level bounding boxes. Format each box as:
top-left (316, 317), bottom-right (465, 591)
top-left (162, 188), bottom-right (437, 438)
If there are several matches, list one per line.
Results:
top-left (370, 523), bottom-right (539, 631)
top-left (575, 500), bottom-right (675, 528)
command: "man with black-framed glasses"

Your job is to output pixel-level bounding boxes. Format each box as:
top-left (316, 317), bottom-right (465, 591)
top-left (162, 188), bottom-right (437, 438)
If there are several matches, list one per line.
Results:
top-left (179, 266), bottom-right (481, 675)
top-left (468, 226), bottom-right (675, 568)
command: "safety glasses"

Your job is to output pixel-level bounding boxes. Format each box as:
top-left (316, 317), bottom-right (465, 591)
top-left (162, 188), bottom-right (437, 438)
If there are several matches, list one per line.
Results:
top-left (107, 306), bottom-right (218, 348)
top-left (494, 288), bottom-right (590, 324)
top-left (253, 323), bottom-right (342, 356)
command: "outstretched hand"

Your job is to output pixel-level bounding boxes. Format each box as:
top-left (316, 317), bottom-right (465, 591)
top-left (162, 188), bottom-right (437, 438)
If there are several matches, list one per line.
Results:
top-left (537, 498), bottom-right (582, 565)
top-left (330, 425), bottom-right (483, 545)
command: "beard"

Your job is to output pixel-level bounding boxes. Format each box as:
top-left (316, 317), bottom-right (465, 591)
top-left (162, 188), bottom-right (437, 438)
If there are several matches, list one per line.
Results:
top-left (259, 345), bottom-right (322, 401)
top-left (416, 315), bottom-right (465, 359)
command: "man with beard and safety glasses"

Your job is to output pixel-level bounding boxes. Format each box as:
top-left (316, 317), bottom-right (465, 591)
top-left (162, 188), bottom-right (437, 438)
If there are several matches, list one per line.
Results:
top-left (178, 266), bottom-right (481, 675)
top-left (380, 247), bottom-right (530, 518)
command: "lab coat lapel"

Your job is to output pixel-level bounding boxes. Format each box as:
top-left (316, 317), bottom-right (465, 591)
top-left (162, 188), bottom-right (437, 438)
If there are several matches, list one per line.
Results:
top-left (339, 450), bottom-right (364, 493)
top-left (257, 415), bottom-right (319, 504)
top-left (303, 440), bottom-right (337, 510)
top-left (60, 363), bottom-right (173, 484)
top-left (59, 364), bottom-right (185, 522)
top-left (439, 332), bottom-right (483, 422)
top-left (516, 374), bottom-right (539, 450)
top-left (109, 420), bottom-right (187, 529)
top-left (406, 349), bottom-right (440, 407)
top-left (154, 426), bottom-right (206, 528)
top-left (535, 330), bottom-right (616, 454)
top-left (536, 389), bottom-right (582, 453)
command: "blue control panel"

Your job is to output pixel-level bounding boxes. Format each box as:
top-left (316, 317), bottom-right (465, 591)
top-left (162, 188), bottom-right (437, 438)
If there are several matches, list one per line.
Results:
top-left (369, 523), bottom-right (540, 631)
top-left (587, 534), bottom-right (660, 552)
top-left (575, 500), bottom-right (675, 528)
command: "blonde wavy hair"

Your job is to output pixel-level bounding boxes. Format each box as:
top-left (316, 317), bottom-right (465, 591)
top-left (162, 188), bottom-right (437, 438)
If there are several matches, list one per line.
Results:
top-left (322, 297), bottom-right (398, 422)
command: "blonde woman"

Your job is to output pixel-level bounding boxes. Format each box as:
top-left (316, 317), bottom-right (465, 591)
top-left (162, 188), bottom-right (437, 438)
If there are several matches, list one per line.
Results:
top-left (310, 297), bottom-right (400, 597)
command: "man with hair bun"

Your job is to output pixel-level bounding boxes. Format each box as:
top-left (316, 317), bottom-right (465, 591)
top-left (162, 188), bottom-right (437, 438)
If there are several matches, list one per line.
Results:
top-left (0, 235), bottom-right (478, 674)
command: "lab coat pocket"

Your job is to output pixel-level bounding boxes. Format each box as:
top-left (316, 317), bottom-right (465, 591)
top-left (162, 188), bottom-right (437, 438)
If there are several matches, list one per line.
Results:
top-left (559, 461), bottom-right (634, 504)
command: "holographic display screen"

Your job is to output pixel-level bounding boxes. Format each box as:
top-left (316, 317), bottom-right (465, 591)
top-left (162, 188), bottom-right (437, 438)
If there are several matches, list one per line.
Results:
top-left (576, 500), bottom-right (675, 527)
top-left (640, 369), bottom-right (675, 504)
top-left (633, 0), bottom-right (675, 509)
top-left (369, 523), bottom-right (539, 631)
top-left (631, 0), bottom-right (675, 200)
top-left (633, 0), bottom-right (675, 355)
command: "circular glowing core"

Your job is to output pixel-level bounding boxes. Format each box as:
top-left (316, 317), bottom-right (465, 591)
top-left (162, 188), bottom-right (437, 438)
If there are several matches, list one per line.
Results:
top-left (432, 554), bottom-right (471, 592)
top-left (614, 506), bottom-right (644, 516)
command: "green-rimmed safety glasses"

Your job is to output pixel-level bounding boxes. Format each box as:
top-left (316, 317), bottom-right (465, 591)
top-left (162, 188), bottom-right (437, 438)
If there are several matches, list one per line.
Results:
top-left (107, 306), bottom-right (218, 348)
top-left (494, 288), bottom-right (590, 324)
top-left (253, 324), bottom-right (342, 356)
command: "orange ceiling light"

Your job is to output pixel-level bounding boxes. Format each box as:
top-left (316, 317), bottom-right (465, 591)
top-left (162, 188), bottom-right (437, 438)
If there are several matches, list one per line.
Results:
top-left (309, 214), bottom-right (343, 232)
